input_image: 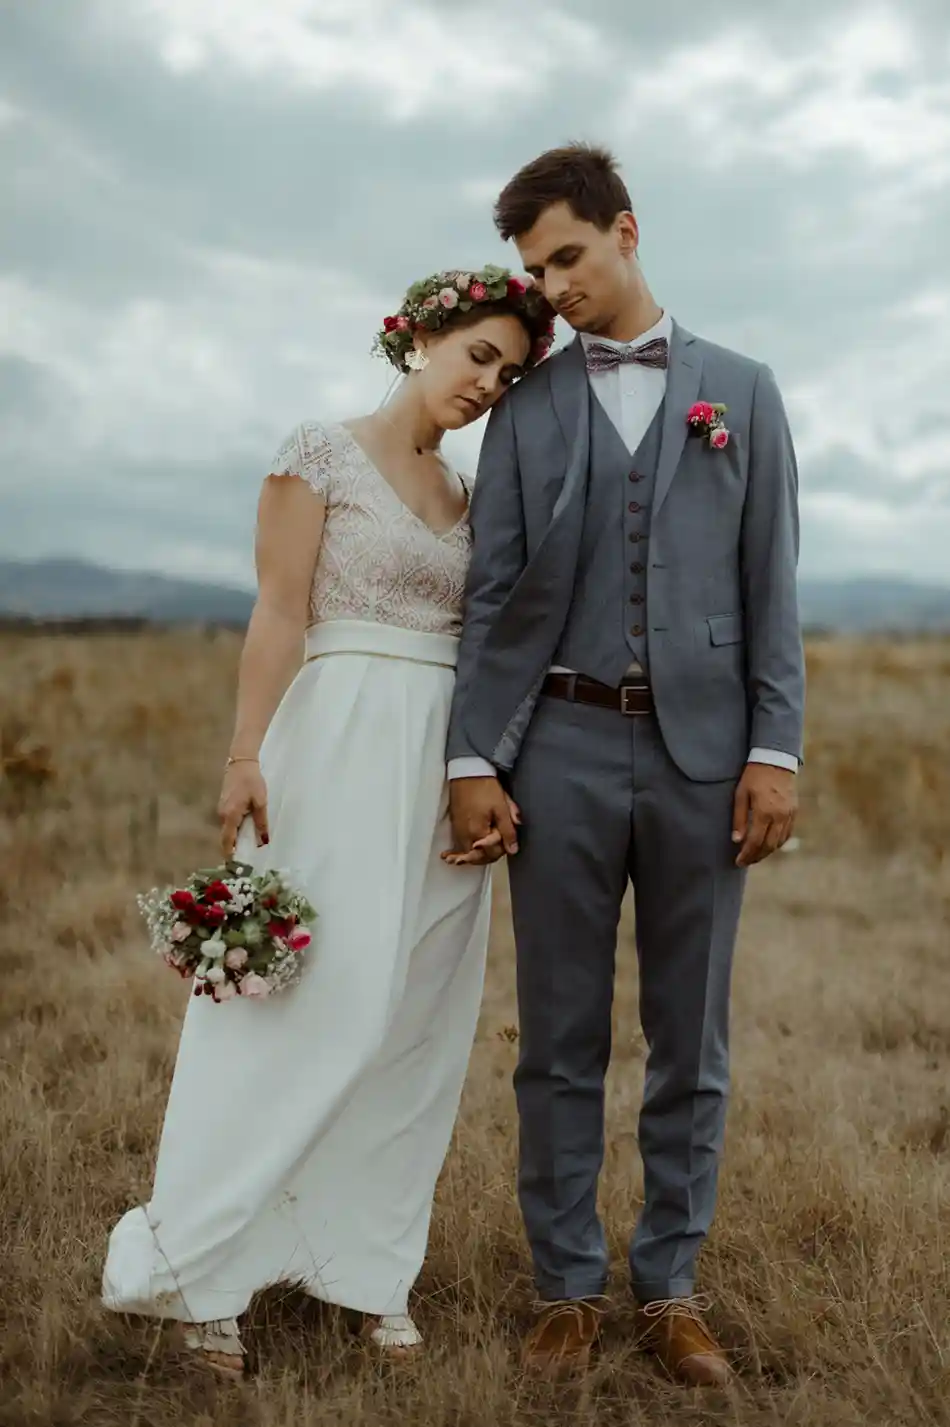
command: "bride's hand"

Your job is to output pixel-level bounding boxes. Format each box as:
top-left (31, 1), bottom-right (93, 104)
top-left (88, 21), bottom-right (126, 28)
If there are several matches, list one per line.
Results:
top-left (218, 762), bottom-right (270, 858)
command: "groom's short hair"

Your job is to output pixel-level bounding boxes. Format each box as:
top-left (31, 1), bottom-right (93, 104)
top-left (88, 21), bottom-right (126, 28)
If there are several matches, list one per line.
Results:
top-left (494, 143), bottom-right (632, 241)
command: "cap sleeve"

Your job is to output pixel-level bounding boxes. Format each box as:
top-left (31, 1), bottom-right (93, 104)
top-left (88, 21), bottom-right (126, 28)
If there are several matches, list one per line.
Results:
top-left (267, 420), bottom-right (333, 501)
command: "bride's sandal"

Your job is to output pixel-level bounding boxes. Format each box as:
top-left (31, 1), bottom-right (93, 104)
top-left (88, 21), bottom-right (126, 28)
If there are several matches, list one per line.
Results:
top-left (361, 1313), bottom-right (424, 1359)
top-left (180, 1318), bottom-right (247, 1379)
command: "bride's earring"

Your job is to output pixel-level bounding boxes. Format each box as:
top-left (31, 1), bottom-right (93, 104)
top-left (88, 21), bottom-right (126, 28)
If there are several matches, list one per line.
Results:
top-left (405, 347), bottom-right (429, 373)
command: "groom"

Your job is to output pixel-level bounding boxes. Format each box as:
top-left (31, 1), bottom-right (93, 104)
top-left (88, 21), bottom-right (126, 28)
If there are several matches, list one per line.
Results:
top-left (446, 143), bottom-right (804, 1387)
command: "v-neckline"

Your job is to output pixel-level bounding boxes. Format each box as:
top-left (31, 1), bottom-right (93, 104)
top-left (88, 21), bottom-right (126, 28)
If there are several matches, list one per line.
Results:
top-left (335, 423), bottom-right (469, 542)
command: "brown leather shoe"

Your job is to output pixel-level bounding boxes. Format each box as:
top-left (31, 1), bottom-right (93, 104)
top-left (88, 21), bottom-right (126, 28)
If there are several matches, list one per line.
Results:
top-left (634, 1296), bottom-right (732, 1387)
top-left (521, 1298), bottom-right (605, 1378)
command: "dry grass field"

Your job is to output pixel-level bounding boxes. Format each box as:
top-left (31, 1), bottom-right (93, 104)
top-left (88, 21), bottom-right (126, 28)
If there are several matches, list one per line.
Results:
top-left (1, 629), bottom-right (948, 1426)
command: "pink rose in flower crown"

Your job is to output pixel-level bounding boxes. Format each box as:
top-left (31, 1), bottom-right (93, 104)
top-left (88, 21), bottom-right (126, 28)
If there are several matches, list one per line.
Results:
top-left (710, 427), bottom-right (729, 450)
top-left (439, 287), bottom-right (459, 309)
top-left (395, 315), bottom-right (410, 331)
top-left (456, 273), bottom-right (472, 293)
top-left (469, 281), bottom-right (488, 301)
top-left (507, 277), bottom-right (526, 298)
top-left (288, 926), bottom-right (312, 953)
top-left (421, 294), bottom-right (440, 311)
top-left (240, 973), bottom-right (270, 999)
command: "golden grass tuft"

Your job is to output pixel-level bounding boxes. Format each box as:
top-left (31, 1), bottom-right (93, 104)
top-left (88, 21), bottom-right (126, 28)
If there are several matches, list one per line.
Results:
top-left (1, 630), bottom-right (948, 1426)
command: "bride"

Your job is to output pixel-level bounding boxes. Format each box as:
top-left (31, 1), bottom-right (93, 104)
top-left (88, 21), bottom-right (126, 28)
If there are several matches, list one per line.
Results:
top-left (101, 267), bottom-right (555, 1378)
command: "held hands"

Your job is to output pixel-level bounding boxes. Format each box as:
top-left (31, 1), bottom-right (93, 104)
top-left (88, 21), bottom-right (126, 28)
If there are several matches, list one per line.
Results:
top-left (218, 761), bottom-right (270, 859)
top-left (732, 762), bottom-right (798, 867)
top-left (442, 776), bottom-right (521, 868)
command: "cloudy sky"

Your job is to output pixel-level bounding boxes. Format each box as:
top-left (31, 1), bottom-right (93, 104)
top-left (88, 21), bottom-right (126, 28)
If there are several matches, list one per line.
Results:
top-left (2, 0), bottom-right (948, 588)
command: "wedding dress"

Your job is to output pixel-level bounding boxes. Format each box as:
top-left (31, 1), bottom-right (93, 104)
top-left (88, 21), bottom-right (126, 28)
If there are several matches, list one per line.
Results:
top-left (102, 420), bottom-right (490, 1324)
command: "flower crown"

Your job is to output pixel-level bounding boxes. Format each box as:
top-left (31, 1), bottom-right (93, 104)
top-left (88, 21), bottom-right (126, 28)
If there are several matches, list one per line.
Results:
top-left (372, 264), bottom-right (557, 376)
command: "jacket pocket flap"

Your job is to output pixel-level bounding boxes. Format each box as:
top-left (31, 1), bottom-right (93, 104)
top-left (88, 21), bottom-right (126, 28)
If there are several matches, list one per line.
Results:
top-left (707, 613), bottom-right (743, 646)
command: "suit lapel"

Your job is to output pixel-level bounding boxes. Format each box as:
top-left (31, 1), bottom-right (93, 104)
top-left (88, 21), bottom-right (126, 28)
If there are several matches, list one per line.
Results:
top-left (470, 337), bottom-right (590, 735)
top-left (545, 334), bottom-right (591, 518)
top-left (653, 321), bottom-right (703, 518)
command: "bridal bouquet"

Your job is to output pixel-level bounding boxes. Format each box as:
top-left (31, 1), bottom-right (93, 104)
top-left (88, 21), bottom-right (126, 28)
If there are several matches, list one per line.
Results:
top-left (138, 860), bottom-right (316, 1002)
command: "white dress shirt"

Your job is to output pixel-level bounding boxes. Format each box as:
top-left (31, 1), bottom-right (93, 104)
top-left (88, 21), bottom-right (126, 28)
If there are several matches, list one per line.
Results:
top-left (448, 312), bottom-right (798, 779)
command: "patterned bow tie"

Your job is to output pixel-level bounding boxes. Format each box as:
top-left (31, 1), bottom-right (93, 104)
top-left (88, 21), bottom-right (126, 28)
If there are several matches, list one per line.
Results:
top-left (584, 336), bottom-right (669, 374)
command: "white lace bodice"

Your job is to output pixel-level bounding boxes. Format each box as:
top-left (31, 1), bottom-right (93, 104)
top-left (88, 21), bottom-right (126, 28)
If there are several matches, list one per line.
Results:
top-left (268, 420), bottom-right (473, 638)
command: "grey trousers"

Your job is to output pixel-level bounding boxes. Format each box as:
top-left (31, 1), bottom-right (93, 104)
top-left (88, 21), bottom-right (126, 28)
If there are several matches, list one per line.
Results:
top-left (506, 694), bottom-right (746, 1303)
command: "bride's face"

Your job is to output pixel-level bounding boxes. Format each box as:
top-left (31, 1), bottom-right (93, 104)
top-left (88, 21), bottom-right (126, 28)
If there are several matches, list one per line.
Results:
top-left (417, 314), bottom-right (531, 429)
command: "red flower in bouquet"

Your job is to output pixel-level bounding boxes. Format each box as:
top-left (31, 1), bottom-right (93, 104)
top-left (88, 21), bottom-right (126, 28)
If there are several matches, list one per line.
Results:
top-left (170, 890), bottom-right (196, 912)
top-left (203, 880), bottom-right (232, 903)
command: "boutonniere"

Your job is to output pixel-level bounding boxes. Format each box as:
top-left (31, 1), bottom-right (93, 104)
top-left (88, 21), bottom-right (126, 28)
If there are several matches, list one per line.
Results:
top-left (687, 401), bottom-right (730, 450)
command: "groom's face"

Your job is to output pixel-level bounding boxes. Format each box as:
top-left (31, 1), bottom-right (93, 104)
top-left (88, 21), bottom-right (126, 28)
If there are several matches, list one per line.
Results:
top-left (515, 201), bottom-right (637, 335)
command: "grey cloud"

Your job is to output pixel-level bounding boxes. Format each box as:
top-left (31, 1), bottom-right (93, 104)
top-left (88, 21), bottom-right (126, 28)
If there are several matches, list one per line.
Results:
top-left (1, 0), bottom-right (948, 582)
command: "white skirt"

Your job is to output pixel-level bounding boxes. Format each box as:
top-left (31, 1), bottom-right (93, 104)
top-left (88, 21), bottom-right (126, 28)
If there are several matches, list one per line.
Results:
top-left (102, 620), bottom-right (490, 1322)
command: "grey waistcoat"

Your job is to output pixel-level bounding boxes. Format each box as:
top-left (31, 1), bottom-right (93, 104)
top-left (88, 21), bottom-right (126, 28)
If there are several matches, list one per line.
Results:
top-left (553, 388), bottom-right (665, 685)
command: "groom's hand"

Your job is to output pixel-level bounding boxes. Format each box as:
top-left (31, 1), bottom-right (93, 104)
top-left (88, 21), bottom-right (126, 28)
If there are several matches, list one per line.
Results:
top-left (444, 777), bottom-right (520, 865)
top-left (732, 763), bottom-right (798, 867)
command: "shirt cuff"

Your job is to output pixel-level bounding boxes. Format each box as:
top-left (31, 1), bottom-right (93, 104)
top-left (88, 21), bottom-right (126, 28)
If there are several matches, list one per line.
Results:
top-left (447, 756), bottom-right (497, 781)
top-left (748, 747), bottom-right (799, 773)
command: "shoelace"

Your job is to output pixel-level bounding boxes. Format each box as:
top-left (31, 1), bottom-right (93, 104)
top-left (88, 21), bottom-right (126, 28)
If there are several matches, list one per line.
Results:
top-left (530, 1297), bottom-right (610, 1324)
top-left (639, 1293), bottom-right (714, 1328)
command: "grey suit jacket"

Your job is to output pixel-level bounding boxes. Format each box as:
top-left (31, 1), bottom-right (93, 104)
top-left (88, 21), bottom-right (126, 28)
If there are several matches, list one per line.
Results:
top-left (447, 323), bottom-right (805, 783)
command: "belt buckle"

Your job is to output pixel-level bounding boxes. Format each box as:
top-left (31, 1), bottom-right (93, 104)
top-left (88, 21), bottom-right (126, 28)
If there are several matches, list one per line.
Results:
top-left (620, 684), bottom-right (642, 717)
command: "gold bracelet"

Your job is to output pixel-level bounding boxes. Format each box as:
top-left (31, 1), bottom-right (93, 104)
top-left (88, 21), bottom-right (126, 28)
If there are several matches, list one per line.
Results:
top-left (225, 756), bottom-right (260, 769)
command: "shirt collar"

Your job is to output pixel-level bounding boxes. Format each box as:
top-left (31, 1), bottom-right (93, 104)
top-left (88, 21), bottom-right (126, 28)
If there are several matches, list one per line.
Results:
top-left (579, 310), bottom-right (673, 352)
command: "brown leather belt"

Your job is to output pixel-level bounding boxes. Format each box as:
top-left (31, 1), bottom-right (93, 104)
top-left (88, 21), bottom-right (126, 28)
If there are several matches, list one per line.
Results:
top-left (541, 672), bottom-right (653, 716)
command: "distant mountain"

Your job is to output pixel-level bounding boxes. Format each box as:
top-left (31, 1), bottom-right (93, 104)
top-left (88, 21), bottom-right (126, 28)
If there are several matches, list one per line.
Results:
top-left (796, 577), bottom-right (950, 633)
top-left (0, 558), bottom-right (253, 626)
top-left (0, 558), bottom-right (949, 634)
